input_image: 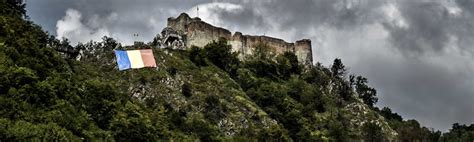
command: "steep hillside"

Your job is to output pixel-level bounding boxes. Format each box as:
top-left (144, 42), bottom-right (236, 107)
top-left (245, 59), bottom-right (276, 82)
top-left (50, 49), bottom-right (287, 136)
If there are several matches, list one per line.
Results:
top-left (56, 36), bottom-right (400, 141)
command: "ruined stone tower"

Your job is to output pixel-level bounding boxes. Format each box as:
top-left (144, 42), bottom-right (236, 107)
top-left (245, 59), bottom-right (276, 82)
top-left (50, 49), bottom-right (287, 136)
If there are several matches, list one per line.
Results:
top-left (164, 13), bottom-right (313, 65)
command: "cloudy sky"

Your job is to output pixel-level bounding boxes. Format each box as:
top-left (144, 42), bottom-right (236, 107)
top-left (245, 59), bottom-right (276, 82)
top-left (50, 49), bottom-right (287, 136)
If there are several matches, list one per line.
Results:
top-left (26, 0), bottom-right (473, 131)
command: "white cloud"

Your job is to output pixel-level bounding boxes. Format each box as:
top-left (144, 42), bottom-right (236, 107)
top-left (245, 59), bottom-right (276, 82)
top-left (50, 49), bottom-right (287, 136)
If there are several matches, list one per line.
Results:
top-left (311, 23), bottom-right (395, 67)
top-left (185, 2), bottom-right (289, 41)
top-left (381, 3), bottom-right (408, 29)
top-left (187, 2), bottom-right (244, 28)
top-left (441, 0), bottom-right (462, 16)
top-left (56, 9), bottom-right (110, 45)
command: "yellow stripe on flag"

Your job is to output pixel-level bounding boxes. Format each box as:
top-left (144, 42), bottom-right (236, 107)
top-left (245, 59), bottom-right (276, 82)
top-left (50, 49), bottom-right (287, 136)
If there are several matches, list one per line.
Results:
top-left (127, 50), bottom-right (144, 68)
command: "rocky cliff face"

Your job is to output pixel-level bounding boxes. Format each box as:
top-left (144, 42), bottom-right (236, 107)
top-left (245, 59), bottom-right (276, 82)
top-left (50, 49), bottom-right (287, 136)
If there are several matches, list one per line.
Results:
top-left (166, 13), bottom-right (313, 65)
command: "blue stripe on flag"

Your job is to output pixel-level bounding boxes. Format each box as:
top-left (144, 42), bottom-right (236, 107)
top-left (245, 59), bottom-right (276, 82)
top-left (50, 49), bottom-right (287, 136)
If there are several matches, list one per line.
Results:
top-left (114, 50), bottom-right (131, 70)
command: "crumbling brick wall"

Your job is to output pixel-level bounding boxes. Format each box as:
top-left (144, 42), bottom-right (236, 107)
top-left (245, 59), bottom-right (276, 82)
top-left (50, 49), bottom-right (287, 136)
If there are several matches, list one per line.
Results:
top-left (166, 13), bottom-right (313, 65)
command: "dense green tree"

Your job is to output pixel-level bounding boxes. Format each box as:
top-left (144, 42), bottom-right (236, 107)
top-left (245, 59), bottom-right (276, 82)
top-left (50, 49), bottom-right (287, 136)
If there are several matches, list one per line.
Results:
top-left (276, 52), bottom-right (302, 80)
top-left (303, 63), bottom-right (331, 87)
top-left (362, 122), bottom-right (385, 142)
top-left (188, 45), bottom-right (207, 66)
top-left (243, 43), bottom-right (280, 80)
top-left (441, 123), bottom-right (474, 141)
top-left (181, 82), bottom-right (192, 97)
top-left (331, 58), bottom-right (346, 78)
top-left (353, 75), bottom-right (378, 107)
top-left (1, 0), bottom-right (26, 17)
top-left (202, 37), bottom-right (240, 76)
top-left (380, 107), bottom-right (403, 121)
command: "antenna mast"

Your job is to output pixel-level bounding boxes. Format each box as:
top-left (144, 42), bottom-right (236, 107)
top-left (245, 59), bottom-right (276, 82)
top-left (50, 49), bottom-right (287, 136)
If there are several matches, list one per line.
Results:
top-left (197, 6), bottom-right (199, 17)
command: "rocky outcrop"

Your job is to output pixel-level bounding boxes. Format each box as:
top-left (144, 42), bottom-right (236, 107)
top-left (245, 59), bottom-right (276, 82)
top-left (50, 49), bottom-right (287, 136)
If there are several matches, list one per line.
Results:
top-left (165, 13), bottom-right (313, 65)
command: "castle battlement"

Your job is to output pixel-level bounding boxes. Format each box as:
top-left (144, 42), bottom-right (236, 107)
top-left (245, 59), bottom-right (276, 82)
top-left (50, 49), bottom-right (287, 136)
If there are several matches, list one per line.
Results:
top-left (164, 13), bottom-right (313, 65)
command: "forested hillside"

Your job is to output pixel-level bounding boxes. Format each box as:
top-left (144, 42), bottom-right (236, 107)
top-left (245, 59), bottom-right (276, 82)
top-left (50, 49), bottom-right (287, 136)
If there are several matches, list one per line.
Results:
top-left (1, 0), bottom-right (473, 141)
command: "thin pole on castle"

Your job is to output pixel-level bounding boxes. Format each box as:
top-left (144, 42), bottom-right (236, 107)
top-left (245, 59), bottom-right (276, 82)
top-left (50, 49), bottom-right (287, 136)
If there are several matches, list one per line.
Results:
top-left (197, 6), bottom-right (199, 18)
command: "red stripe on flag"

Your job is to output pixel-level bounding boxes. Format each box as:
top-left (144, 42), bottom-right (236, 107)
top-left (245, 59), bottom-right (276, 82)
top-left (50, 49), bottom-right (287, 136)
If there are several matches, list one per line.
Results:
top-left (140, 49), bottom-right (157, 67)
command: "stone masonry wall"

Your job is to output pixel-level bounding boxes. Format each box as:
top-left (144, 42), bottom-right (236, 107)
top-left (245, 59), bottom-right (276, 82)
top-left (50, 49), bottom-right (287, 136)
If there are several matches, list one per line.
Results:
top-left (167, 13), bottom-right (313, 65)
top-left (295, 39), bottom-right (312, 65)
top-left (186, 21), bottom-right (232, 48)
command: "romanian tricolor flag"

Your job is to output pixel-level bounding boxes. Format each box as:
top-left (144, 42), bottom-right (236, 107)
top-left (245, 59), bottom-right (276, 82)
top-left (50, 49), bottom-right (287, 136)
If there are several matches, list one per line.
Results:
top-left (114, 49), bottom-right (157, 70)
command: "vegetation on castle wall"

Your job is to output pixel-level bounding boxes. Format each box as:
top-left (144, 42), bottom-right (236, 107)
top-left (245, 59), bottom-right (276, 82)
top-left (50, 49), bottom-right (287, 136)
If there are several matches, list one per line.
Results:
top-left (1, 1), bottom-right (473, 141)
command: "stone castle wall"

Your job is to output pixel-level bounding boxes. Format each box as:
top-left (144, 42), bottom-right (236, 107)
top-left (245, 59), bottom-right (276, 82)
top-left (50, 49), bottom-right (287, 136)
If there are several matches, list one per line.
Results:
top-left (167, 13), bottom-right (313, 65)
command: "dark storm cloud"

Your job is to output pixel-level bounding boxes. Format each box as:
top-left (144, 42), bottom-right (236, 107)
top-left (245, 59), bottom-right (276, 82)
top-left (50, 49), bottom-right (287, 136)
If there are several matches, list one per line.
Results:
top-left (26, 0), bottom-right (474, 131)
top-left (386, 2), bottom-right (449, 53)
top-left (456, 0), bottom-right (474, 14)
top-left (218, 0), bottom-right (385, 38)
top-left (382, 0), bottom-right (474, 55)
top-left (357, 55), bottom-right (474, 130)
top-left (26, 0), bottom-right (207, 44)
top-left (214, 6), bottom-right (268, 32)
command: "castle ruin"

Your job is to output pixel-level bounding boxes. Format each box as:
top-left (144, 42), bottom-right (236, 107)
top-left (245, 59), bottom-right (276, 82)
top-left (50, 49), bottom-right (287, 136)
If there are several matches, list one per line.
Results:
top-left (158, 13), bottom-right (313, 65)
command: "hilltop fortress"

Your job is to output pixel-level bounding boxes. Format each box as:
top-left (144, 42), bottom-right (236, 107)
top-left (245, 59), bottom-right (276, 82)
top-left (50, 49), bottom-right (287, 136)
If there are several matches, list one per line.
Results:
top-left (158, 13), bottom-right (313, 65)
